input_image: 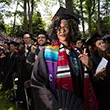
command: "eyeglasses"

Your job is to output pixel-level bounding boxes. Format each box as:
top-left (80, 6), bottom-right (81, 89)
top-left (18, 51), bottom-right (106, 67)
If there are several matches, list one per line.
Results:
top-left (55, 25), bottom-right (69, 31)
top-left (23, 37), bottom-right (30, 39)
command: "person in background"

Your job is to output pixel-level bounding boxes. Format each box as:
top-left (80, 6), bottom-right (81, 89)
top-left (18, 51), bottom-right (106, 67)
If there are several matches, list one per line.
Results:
top-left (23, 30), bottom-right (50, 110)
top-left (16, 32), bottom-right (33, 110)
top-left (0, 44), bottom-right (8, 90)
top-left (31, 7), bottom-right (98, 110)
top-left (36, 30), bottom-right (49, 53)
top-left (26, 30), bottom-right (49, 65)
top-left (85, 32), bottom-right (110, 110)
top-left (3, 41), bottom-right (18, 101)
top-left (75, 38), bottom-right (84, 53)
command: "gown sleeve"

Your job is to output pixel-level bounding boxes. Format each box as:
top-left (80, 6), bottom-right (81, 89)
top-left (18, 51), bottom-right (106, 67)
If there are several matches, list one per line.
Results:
top-left (31, 49), bottom-right (54, 110)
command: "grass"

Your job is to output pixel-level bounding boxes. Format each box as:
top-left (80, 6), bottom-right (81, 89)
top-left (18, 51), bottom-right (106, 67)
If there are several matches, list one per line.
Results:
top-left (0, 84), bottom-right (17, 110)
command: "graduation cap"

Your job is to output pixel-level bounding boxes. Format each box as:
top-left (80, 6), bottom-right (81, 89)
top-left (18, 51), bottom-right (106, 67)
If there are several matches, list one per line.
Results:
top-left (51, 7), bottom-right (80, 24)
top-left (85, 32), bottom-right (102, 45)
top-left (9, 41), bottom-right (19, 47)
top-left (23, 31), bottom-right (33, 39)
top-left (37, 30), bottom-right (47, 36)
top-left (36, 29), bottom-right (48, 38)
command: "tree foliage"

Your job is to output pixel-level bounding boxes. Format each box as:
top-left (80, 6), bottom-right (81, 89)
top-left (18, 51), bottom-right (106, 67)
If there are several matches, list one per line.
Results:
top-left (0, 0), bottom-right (109, 37)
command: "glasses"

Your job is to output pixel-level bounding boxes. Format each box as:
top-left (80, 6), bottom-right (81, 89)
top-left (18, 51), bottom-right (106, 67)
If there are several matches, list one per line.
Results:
top-left (23, 37), bottom-right (30, 39)
top-left (56, 25), bottom-right (69, 31)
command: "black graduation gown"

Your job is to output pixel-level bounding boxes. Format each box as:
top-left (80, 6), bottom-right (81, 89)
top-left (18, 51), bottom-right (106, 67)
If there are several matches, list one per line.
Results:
top-left (0, 55), bottom-right (7, 83)
top-left (16, 45), bottom-right (33, 104)
top-left (91, 52), bottom-right (110, 110)
top-left (31, 48), bottom-right (85, 110)
top-left (26, 46), bottom-right (40, 65)
top-left (3, 51), bottom-right (18, 90)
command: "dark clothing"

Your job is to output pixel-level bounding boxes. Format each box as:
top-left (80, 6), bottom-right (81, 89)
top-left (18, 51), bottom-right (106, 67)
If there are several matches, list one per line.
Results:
top-left (18, 45), bottom-right (33, 82)
top-left (91, 51), bottom-right (110, 110)
top-left (3, 51), bottom-right (18, 90)
top-left (26, 46), bottom-right (40, 65)
top-left (31, 43), bottom-right (92, 110)
top-left (0, 56), bottom-right (7, 83)
top-left (17, 45), bottom-right (33, 103)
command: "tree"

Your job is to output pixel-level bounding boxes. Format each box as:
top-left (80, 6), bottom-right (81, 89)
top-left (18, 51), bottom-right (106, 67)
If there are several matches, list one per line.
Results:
top-left (12, 0), bottom-right (19, 35)
top-left (0, 0), bottom-right (12, 34)
top-left (27, 0), bottom-right (34, 34)
top-left (65, 0), bottom-right (73, 12)
top-left (0, 0), bottom-right (12, 22)
top-left (23, 0), bottom-right (28, 32)
top-left (85, 0), bottom-right (96, 37)
top-left (58, 0), bottom-right (65, 6)
top-left (0, 23), bottom-right (6, 33)
top-left (79, 0), bottom-right (85, 38)
top-left (32, 11), bottom-right (45, 35)
top-left (97, 0), bottom-right (101, 34)
top-left (101, 0), bottom-right (110, 33)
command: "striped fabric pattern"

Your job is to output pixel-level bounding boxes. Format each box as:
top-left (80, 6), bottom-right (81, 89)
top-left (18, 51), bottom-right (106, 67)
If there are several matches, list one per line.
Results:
top-left (56, 44), bottom-right (73, 92)
top-left (44, 45), bottom-right (59, 62)
top-left (44, 42), bottom-right (98, 110)
top-left (57, 44), bottom-right (71, 78)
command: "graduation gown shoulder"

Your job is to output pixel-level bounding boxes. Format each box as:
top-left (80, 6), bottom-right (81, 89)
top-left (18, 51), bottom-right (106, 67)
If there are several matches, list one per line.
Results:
top-left (31, 48), bottom-right (54, 110)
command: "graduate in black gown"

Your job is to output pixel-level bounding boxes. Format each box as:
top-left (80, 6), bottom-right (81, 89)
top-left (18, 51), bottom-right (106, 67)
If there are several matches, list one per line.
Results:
top-left (3, 41), bottom-right (18, 100)
top-left (16, 32), bottom-right (33, 109)
top-left (85, 32), bottom-right (110, 110)
top-left (31, 7), bottom-right (98, 110)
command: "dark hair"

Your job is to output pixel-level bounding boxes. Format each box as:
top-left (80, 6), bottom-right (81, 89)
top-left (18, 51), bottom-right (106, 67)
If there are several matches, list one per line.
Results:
top-left (48, 17), bottom-right (77, 42)
top-left (37, 30), bottom-right (48, 39)
top-left (22, 32), bottom-right (32, 38)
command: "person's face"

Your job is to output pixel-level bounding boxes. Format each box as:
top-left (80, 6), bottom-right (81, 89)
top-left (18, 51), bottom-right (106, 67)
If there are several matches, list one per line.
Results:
top-left (19, 44), bottom-right (24, 50)
top-left (95, 40), bottom-right (106, 51)
top-left (23, 34), bottom-right (32, 44)
top-left (57, 19), bottom-right (70, 44)
top-left (37, 34), bottom-right (47, 46)
top-left (76, 40), bottom-right (83, 48)
top-left (10, 44), bottom-right (15, 52)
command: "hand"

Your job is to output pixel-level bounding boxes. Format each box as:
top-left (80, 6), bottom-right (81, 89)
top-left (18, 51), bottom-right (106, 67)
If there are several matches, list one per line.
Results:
top-left (78, 48), bottom-right (92, 69)
top-left (31, 45), bottom-right (36, 53)
top-left (0, 53), bottom-right (6, 58)
top-left (94, 68), bottom-right (106, 80)
top-left (78, 53), bottom-right (89, 67)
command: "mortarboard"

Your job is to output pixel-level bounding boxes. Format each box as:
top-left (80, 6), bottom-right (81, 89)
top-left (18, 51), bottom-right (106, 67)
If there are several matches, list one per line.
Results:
top-left (85, 32), bottom-right (102, 45)
top-left (51, 7), bottom-right (80, 24)
top-left (9, 41), bottom-right (19, 46)
top-left (22, 31), bottom-right (33, 39)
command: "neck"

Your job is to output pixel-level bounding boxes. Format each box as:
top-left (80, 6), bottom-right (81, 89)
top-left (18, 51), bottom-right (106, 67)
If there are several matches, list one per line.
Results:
top-left (60, 41), bottom-right (69, 47)
top-left (39, 45), bottom-right (45, 50)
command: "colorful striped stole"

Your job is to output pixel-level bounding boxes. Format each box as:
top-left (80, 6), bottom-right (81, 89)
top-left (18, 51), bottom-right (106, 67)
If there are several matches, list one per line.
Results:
top-left (44, 43), bottom-right (59, 91)
top-left (56, 44), bottom-right (74, 92)
top-left (44, 42), bottom-right (74, 92)
top-left (44, 42), bottom-right (98, 110)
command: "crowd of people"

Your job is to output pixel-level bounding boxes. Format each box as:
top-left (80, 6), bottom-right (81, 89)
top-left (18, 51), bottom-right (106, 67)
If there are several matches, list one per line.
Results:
top-left (0, 7), bottom-right (110, 110)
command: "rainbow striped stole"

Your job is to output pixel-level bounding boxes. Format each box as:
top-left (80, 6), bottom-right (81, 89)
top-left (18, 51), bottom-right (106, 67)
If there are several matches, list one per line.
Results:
top-left (44, 44), bottom-right (59, 62)
top-left (44, 43), bottom-right (59, 91)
